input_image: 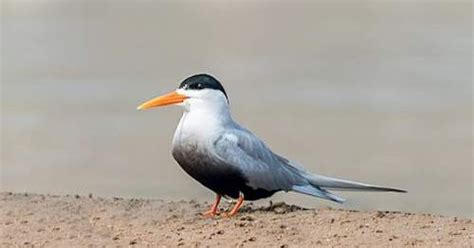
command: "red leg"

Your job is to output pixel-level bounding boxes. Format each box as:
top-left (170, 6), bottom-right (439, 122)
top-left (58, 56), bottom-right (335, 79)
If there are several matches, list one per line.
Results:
top-left (224, 193), bottom-right (245, 217)
top-left (201, 194), bottom-right (221, 217)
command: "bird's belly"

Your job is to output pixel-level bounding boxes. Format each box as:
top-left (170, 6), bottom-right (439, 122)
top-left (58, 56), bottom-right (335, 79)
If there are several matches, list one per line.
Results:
top-left (171, 143), bottom-right (277, 200)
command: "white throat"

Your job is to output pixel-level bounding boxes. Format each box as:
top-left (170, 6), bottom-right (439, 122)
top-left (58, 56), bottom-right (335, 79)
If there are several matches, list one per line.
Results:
top-left (172, 89), bottom-right (233, 148)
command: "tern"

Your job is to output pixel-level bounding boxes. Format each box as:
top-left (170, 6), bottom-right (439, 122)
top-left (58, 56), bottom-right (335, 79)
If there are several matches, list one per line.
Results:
top-left (137, 74), bottom-right (406, 217)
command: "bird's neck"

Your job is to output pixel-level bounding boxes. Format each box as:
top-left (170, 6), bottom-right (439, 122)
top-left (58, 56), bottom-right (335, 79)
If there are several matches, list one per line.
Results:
top-left (173, 102), bottom-right (233, 148)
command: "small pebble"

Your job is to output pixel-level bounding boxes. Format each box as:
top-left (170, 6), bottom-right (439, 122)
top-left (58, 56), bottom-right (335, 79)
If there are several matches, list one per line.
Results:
top-left (375, 211), bottom-right (386, 218)
top-left (274, 207), bottom-right (286, 214)
top-left (240, 216), bottom-right (255, 221)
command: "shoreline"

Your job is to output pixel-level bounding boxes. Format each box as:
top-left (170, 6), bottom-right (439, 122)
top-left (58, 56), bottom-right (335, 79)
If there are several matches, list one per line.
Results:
top-left (1, 192), bottom-right (472, 247)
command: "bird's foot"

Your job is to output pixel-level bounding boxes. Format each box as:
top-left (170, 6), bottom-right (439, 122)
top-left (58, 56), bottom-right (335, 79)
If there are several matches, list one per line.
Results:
top-left (201, 209), bottom-right (220, 217)
top-left (222, 211), bottom-right (239, 218)
top-left (201, 194), bottom-right (222, 218)
top-left (222, 193), bottom-right (245, 218)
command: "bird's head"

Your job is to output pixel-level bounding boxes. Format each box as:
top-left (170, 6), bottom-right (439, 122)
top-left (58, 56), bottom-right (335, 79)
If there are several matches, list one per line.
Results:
top-left (137, 74), bottom-right (229, 112)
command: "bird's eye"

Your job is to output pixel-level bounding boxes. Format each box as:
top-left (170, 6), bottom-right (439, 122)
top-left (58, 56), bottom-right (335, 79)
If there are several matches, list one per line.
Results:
top-left (196, 83), bottom-right (203, 89)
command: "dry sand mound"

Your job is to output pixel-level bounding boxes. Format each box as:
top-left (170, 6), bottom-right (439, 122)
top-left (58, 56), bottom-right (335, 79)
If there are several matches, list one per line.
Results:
top-left (1, 192), bottom-right (472, 247)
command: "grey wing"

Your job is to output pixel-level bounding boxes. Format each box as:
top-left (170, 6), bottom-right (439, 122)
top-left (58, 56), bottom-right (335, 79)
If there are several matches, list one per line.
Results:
top-left (212, 126), bottom-right (308, 192)
top-left (212, 125), bottom-right (404, 203)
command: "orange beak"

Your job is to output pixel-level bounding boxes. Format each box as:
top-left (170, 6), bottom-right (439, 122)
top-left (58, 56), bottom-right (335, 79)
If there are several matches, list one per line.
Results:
top-left (137, 90), bottom-right (188, 110)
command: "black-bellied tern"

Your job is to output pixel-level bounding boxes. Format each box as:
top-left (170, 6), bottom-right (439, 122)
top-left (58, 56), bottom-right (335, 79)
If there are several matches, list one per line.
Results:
top-left (137, 74), bottom-right (406, 217)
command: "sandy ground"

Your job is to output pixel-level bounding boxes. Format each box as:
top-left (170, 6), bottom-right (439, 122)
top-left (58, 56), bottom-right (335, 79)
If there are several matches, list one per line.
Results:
top-left (1, 192), bottom-right (472, 247)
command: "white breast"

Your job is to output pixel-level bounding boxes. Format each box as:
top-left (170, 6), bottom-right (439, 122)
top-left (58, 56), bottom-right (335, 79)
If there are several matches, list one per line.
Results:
top-left (172, 88), bottom-right (234, 153)
top-left (172, 110), bottom-right (232, 152)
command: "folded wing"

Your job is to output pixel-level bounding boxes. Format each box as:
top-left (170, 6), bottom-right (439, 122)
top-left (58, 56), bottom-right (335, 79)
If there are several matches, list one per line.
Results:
top-left (212, 124), bottom-right (406, 203)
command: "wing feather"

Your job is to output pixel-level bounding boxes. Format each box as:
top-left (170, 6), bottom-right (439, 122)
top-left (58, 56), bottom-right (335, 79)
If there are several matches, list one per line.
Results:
top-left (212, 126), bottom-right (306, 192)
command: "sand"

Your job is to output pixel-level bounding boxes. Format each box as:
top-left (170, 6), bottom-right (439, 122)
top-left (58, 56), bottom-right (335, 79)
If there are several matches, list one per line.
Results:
top-left (1, 192), bottom-right (472, 247)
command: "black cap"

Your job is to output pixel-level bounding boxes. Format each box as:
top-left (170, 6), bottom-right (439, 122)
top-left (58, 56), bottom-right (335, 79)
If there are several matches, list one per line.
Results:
top-left (179, 74), bottom-right (228, 101)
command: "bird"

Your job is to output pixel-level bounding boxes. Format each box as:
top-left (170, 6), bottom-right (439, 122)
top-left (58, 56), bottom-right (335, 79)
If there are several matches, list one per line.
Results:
top-left (137, 74), bottom-right (406, 217)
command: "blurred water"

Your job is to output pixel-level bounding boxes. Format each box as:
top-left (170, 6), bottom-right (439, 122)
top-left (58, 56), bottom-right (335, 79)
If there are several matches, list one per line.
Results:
top-left (1, 1), bottom-right (472, 217)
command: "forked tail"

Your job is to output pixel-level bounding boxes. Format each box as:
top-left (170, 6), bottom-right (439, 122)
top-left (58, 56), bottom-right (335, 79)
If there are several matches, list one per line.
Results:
top-left (291, 173), bottom-right (406, 203)
top-left (306, 174), bottom-right (407, 192)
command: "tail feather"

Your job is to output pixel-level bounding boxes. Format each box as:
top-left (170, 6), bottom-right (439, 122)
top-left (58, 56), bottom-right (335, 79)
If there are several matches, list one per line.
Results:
top-left (307, 174), bottom-right (407, 193)
top-left (292, 185), bottom-right (346, 203)
top-left (281, 157), bottom-right (406, 192)
top-left (282, 158), bottom-right (406, 202)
